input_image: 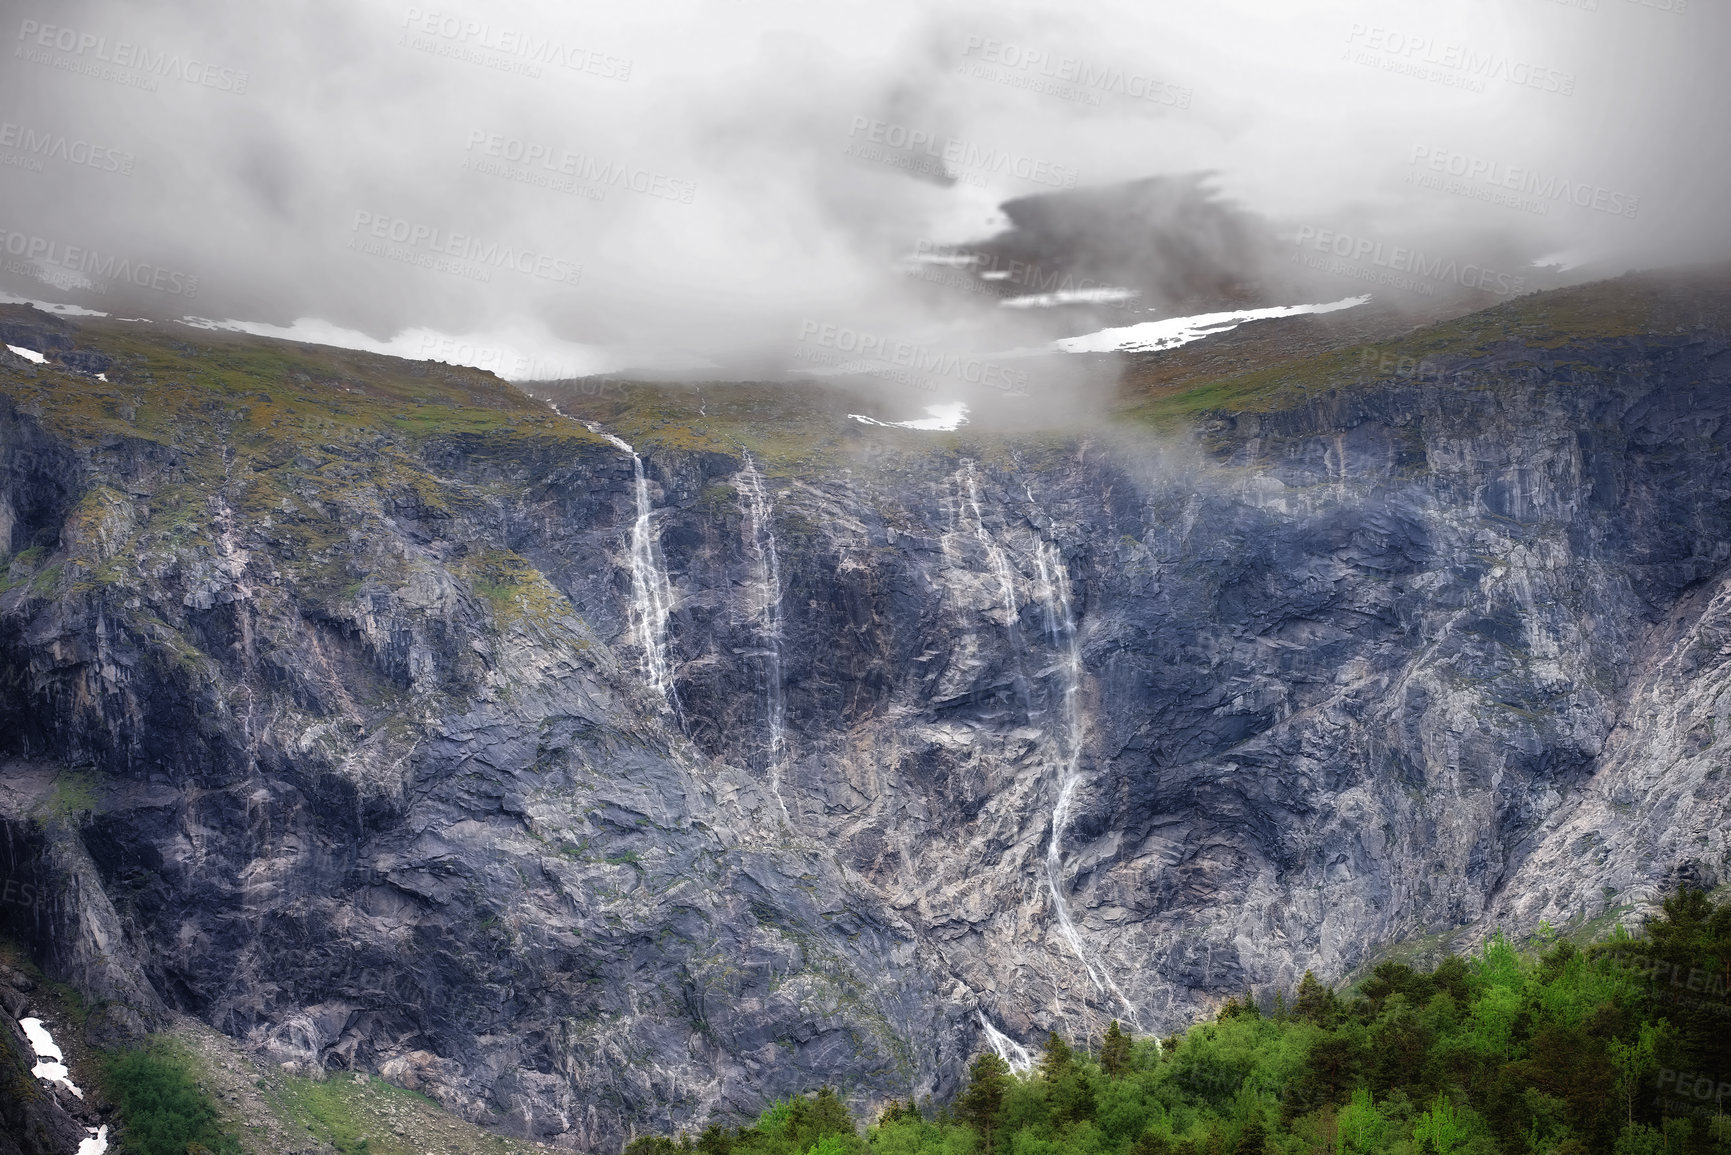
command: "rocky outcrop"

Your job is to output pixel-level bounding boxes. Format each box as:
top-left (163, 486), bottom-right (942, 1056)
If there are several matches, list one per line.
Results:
top-left (0, 792), bottom-right (166, 1049)
top-left (0, 286), bottom-right (1728, 1149)
top-left (0, 960), bottom-right (103, 1155)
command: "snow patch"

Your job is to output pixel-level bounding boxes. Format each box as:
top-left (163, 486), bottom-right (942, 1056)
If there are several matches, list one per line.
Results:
top-left (6, 344), bottom-right (46, 363)
top-left (0, 291), bottom-right (108, 317)
top-left (1531, 250), bottom-right (1586, 272)
top-left (1055, 296), bottom-right (1371, 353)
top-left (20, 1017), bottom-right (83, 1098)
top-left (902, 251), bottom-right (977, 268)
top-left (848, 402), bottom-right (969, 432)
top-left (1001, 287), bottom-right (1140, 309)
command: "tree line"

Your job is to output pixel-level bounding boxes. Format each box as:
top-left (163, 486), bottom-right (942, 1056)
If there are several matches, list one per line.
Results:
top-left (627, 888), bottom-right (1731, 1155)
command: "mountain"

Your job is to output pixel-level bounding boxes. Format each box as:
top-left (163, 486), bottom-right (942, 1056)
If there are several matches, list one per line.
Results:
top-left (1, 266), bottom-right (1728, 1149)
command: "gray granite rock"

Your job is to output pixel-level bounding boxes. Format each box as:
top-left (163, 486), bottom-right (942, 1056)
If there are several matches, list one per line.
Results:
top-left (0, 303), bottom-right (1728, 1149)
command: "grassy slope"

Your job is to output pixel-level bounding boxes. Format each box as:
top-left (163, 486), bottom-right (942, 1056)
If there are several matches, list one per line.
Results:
top-left (0, 310), bottom-right (616, 642)
top-left (8, 268), bottom-right (1725, 490)
top-left (1116, 267), bottom-right (1731, 428)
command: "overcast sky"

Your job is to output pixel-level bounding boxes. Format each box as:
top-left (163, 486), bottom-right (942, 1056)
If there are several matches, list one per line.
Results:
top-left (1, 0), bottom-right (1725, 381)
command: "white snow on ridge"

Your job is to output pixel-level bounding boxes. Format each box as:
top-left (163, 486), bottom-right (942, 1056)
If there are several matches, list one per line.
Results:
top-left (0, 291), bottom-right (108, 317)
top-left (848, 402), bottom-right (969, 431)
top-left (1055, 295), bottom-right (1371, 354)
top-left (1532, 250), bottom-right (1586, 272)
top-left (902, 251), bottom-right (978, 268)
top-left (6, 344), bottom-right (46, 363)
top-left (1001, 287), bottom-right (1140, 309)
top-left (20, 1017), bottom-right (84, 1098)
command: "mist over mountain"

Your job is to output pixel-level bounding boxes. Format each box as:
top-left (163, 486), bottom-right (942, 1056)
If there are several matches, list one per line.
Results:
top-left (1, 0), bottom-right (1726, 377)
top-left (1, 3), bottom-right (1730, 1155)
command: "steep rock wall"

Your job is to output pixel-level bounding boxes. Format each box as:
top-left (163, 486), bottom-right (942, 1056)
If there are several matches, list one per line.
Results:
top-left (0, 318), bottom-right (1728, 1147)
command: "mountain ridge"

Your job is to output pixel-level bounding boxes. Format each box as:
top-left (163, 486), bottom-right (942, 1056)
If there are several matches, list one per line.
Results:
top-left (0, 267), bottom-right (1727, 1149)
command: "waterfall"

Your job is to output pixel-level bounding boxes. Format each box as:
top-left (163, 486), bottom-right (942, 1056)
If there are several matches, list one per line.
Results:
top-left (964, 464), bottom-right (1021, 632)
top-left (977, 1011), bottom-right (1034, 1073)
top-left (1032, 537), bottom-right (1139, 1026)
top-left (963, 461), bottom-right (1138, 1023)
top-left (586, 424), bottom-right (677, 707)
top-left (737, 453), bottom-right (791, 824)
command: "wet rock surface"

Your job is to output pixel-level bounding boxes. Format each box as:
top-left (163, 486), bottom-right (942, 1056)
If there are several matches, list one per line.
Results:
top-left (0, 957), bottom-right (105, 1155)
top-left (0, 293), bottom-right (1728, 1149)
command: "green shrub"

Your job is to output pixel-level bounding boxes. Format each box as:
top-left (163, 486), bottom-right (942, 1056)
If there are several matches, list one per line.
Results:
top-left (101, 1039), bottom-right (240, 1155)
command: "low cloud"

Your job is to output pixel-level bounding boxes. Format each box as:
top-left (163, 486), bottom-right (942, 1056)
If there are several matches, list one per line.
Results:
top-left (0, 0), bottom-right (1723, 390)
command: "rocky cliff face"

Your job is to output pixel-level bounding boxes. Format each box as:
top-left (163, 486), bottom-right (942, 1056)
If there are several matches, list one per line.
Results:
top-left (0, 274), bottom-right (1728, 1150)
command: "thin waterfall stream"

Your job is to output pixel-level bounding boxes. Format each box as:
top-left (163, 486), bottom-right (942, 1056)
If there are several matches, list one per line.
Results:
top-left (737, 453), bottom-right (792, 824)
top-left (585, 423), bottom-right (678, 710)
top-left (960, 460), bottom-right (1139, 1026)
top-left (1031, 536), bottom-right (1139, 1025)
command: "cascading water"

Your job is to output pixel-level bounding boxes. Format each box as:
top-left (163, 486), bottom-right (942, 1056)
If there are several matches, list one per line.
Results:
top-left (737, 453), bottom-right (792, 824)
top-left (1031, 539), bottom-right (1140, 1025)
top-left (977, 1011), bottom-right (1034, 1073)
top-left (585, 423), bottom-right (678, 708)
top-left (964, 464), bottom-right (1022, 634)
top-left (963, 461), bottom-right (1138, 1023)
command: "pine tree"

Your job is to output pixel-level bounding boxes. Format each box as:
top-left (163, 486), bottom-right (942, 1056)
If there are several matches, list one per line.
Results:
top-left (1101, 1020), bottom-right (1132, 1077)
top-left (958, 1053), bottom-right (1011, 1146)
top-left (1134, 1131), bottom-right (1174, 1155)
top-left (1234, 1118), bottom-right (1268, 1155)
top-left (1039, 1031), bottom-right (1074, 1084)
top-left (1294, 970), bottom-right (1340, 1026)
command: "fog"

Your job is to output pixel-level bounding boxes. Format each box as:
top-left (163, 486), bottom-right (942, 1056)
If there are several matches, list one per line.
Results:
top-left (0, 0), bottom-right (1725, 393)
